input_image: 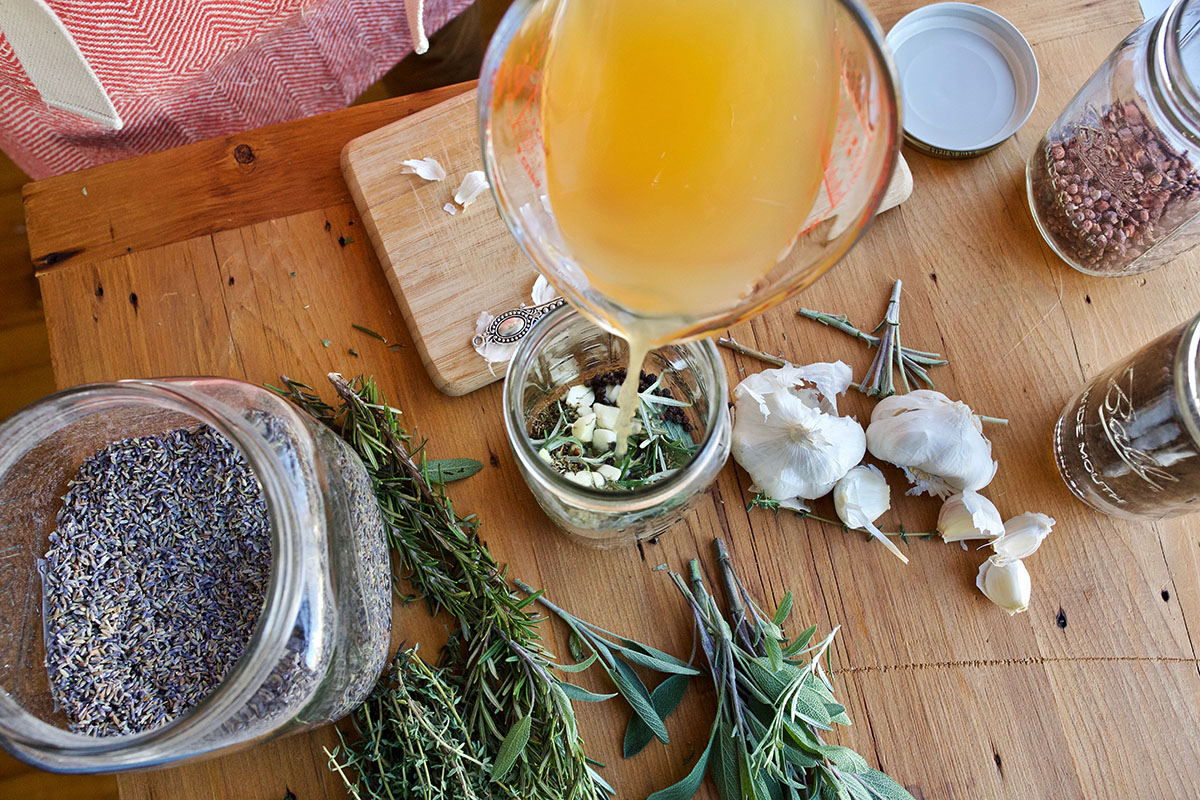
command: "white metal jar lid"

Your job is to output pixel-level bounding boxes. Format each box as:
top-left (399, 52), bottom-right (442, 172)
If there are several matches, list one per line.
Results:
top-left (887, 2), bottom-right (1039, 158)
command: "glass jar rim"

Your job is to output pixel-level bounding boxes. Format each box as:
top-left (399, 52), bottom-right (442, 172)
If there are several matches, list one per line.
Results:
top-left (1153, 0), bottom-right (1200, 138)
top-left (0, 379), bottom-right (304, 767)
top-left (502, 305), bottom-right (729, 514)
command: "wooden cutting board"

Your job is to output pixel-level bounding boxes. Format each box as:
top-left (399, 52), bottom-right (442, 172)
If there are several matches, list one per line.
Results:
top-left (341, 90), bottom-right (534, 396)
top-left (341, 87), bottom-right (914, 396)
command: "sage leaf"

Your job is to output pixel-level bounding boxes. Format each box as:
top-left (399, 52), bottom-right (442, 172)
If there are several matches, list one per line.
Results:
top-left (710, 723), bottom-right (740, 800)
top-left (772, 591), bottom-right (794, 626)
top-left (556, 652), bottom-right (599, 673)
top-left (857, 769), bottom-right (916, 800)
top-left (426, 457), bottom-right (483, 483)
top-left (765, 633), bottom-right (784, 672)
top-left (617, 638), bottom-right (700, 672)
top-left (556, 679), bottom-right (618, 703)
top-left (782, 624), bottom-right (817, 657)
top-left (491, 714), bottom-right (531, 781)
top-left (608, 640), bottom-right (702, 676)
top-left (821, 745), bottom-right (869, 774)
top-left (624, 673), bottom-right (690, 758)
top-left (611, 657), bottom-right (669, 744)
top-left (569, 631), bottom-right (586, 661)
top-left (645, 727), bottom-right (714, 800)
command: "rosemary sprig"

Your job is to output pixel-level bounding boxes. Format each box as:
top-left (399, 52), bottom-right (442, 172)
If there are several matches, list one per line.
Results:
top-left (273, 374), bottom-right (607, 800)
top-left (798, 280), bottom-right (948, 397)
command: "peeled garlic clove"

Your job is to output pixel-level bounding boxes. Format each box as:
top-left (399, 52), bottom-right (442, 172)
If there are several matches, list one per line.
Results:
top-left (596, 464), bottom-right (622, 482)
top-left (565, 385), bottom-right (595, 410)
top-left (537, 447), bottom-right (553, 465)
top-left (834, 465), bottom-right (908, 564)
top-left (454, 170), bottom-right (490, 207)
top-left (592, 428), bottom-right (617, 451)
top-left (937, 491), bottom-right (1004, 542)
top-left (976, 555), bottom-right (1031, 615)
top-left (992, 512), bottom-right (1055, 560)
top-left (866, 390), bottom-right (997, 498)
top-left (571, 413), bottom-right (596, 444)
top-left (400, 156), bottom-right (446, 181)
top-left (564, 471), bottom-right (592, 487)
top-left (590, 471), bottom-right (606, 488)
top-left (593, 403), bottom-right (620, 430)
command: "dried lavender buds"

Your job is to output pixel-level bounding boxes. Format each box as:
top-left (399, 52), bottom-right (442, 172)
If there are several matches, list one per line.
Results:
top-left (1029, 99), bottom-right (1200, 273)
top-left (41, 426), bottom-right (271, 737)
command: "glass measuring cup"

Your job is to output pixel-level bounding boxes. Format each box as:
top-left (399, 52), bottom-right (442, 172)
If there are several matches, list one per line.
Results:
top-left (479, 0), bottom-right (901, 346)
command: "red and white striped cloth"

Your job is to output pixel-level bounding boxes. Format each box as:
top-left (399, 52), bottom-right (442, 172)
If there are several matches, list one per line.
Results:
top-left (0, 0), bottom-right (472, 179)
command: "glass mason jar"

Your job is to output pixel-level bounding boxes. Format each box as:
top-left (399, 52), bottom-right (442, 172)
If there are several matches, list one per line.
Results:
top-left (0, 378), bottom-right (391, 772)
top-left (503, 307), bottom-right (731, 548)
top-left (1026, 0), bottom-right (1200, 276)
top-left (1054, 312), bottom-right (1200, 519)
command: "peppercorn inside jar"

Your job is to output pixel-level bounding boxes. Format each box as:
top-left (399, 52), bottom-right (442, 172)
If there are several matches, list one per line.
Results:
top-left (0, 378), bottom-right (391, 773)
top-left (1026, 1), bottom-right (1200, 276)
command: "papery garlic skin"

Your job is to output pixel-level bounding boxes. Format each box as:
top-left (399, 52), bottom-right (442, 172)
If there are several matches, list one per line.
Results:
top-left (732, 362), bottom-right (865, 505)
top-left (937, 491), bottom-right (1005, 542)
top-left (976, 555), bottom-right (1031, 615)
top-left (992, 512), bottom-right (1055, 561)
top-left (834, 465), bottom-right (907, 564)
top-left (866, 390), bottom-right (997, 498)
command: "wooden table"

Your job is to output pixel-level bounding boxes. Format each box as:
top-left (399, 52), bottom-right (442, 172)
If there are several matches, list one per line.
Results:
top-left (22, 1), bottom-right (1200, 797)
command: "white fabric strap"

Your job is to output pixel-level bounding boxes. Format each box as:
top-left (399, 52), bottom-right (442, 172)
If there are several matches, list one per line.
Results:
top-left (0, 0), bottom-right (122, 129)
top-left (405, 0), bottom-right (428, 54)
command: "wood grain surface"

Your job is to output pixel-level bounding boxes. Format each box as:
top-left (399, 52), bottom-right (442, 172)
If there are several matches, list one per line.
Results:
top-left (342, 90), bottom-right (539, 396)
top-left (23, 1), bottom-right (1200, 799)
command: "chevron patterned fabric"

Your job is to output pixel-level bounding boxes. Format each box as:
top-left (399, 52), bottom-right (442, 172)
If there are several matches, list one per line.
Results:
top-left (0, 0), bottom-right (472, 178)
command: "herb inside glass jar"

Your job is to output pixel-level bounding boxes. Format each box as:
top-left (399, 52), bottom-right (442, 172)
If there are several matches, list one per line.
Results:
top-left (527, 370), bottom-right (698, 490)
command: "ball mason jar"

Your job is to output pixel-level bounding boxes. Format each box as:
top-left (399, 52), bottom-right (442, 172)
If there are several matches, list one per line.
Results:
top-left (503, 306), bottom-right (731, 548)
top-left (1026, 0), bottom-right (1200, 276)
top-left (1054, 312), bottom-right (1200, 519)
top-left (0, 378), bottom-right (391, 772)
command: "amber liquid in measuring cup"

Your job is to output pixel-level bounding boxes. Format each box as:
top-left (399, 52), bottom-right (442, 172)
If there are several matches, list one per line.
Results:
top-left (540, 0), bottom-right (841, 449)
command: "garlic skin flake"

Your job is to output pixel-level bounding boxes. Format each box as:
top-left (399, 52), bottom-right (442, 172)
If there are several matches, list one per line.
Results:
top-left (937, 491), bottom-right (1004, 543)
top-left (991, 512), bottom-right (1055, 561)
top-left (834, 465), bottom-right (908, 564)
top-left (976, 555), bottom-right (1031, 615)
top-left (454, 170), bottom-right (490, 207)
top-left (866, 390), bottom-right (997, 498)
top-left (400, 156), bottom-right (446, 181)
top-left (732, 361), bottom-right (865, 506)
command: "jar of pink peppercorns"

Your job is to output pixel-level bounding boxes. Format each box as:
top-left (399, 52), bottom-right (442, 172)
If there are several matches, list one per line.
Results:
top-left (1027, 0), bottom-right (1200, 276)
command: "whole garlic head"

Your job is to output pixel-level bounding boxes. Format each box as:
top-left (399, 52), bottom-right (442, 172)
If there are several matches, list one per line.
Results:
top-left (866, 390), bottom-right (997, 498)
top-left (991, 512), bottom-right (1055, 561)
top-left (976, 555), bottom-right (1031, 615)
top-left (937, 491), bottom-right (1005, 543)
top-left (732, 362), bottom-right (865, 507)
top-left (834, 465), bottom-right (907, 564)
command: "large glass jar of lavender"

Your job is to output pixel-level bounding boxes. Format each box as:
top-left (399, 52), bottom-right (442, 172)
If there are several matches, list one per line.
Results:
top-left (1027, 0), bottom-right (1200, 275)
top-left (0, 378), bottom-right (391, 772)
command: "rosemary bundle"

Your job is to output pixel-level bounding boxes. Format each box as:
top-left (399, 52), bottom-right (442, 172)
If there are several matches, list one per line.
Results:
top-left (274, 374), bottom-right (606, 800)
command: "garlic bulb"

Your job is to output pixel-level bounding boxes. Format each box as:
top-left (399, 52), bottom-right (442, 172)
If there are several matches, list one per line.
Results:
top-left (937, 491), bottom-right (1004, 543)
top-left (834, 465), bottom-right (907, 564)
top-left (866, 390), bottom-right (997, 498)
top-left (976, 555), bottom-right (1031, 615)
top-left (732, 362), bottom-right (865, 506)
top-left (991, 512), bottom-right (1054, 561)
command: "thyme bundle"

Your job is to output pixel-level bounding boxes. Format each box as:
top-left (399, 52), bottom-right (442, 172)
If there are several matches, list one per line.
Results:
top-left (274, 374), bottom-right (606, 800)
